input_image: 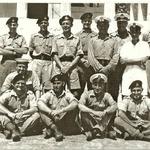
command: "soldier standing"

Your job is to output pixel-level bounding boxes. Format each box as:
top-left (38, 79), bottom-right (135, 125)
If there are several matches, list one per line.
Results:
top-left (76, 12), bottom-right (97, 94)
top-left (52, 15), bottom-right (83, 99)
top-left (0, 17), bottom-right (28, 88)
top-left (29, 16), bottom-right (54, 93)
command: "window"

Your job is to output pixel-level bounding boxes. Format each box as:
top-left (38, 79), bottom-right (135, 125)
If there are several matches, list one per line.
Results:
top-left (71, 3), bottom-right (104, 19)
top-left (0, 3), bottom-right (16, 17)
top-left (27, 3), bottom-right (48, 19)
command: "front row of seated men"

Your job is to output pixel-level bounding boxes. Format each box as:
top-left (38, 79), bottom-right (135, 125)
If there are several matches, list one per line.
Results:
top-left (0, 72), bottom-right (150, 142)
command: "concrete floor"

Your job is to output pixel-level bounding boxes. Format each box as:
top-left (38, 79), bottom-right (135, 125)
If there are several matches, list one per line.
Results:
top-left (1, 134), bottom-right (150, 150)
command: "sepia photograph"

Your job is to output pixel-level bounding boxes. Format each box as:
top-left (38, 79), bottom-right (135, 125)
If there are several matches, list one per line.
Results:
top-left (0, 0), bottom-right (150, 149)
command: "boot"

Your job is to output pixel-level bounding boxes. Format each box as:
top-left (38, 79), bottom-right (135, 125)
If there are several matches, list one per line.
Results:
top-left (43, 128), bottom-right (53, 139)
top-left (85, 131), bottom-right (93, 141)
top-left (51, 124), bottom-right (63, 142)
top-left (12, 129), bottom-right (21, 142)
top-left (3, 129), bottom-right (12, 139)
top-left (5, 122), bottom-right (21, 142)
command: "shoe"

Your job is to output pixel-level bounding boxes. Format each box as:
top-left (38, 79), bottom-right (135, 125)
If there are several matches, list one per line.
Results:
top-left (12, 130), bottom-right (21, 142)
top-left (107, 130), bottom-right (116, 140)
top-left (52, 126), bottom-right (63, 142)
top-left (124, 132), bottom-right (130, 140)
top-left (3, 130), bottom-right (12, 139)
top-left (43, 128), bottom-right (53, 139)
top-left (85, 131), bottom-right (93, 141)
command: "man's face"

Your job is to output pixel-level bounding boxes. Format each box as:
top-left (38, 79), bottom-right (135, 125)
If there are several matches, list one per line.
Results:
top-left (92, 81), bottom-right (105, 94)
top-left (130, 29), bottom-right (141, 41)
top-left (61, 20), bottom-right (72, 33)
top-left (53, 80), bottom-right (64, 94)
top-left (16, 64), bottom-right (27, 75)
top-left (131, 87), bottom-right (143, 100)
top-left (39, 20), bottom-right (49, 31)
top-left (117, 21), bottom-right (128, 32)
top-left (97, 22), bottom-right (109, 34)
top-left (14, 80), bottom-right (26, 93)
top-left (8, 22), bottom-right (18, 33)
top-left (82, 18), bottom-right (92, 29)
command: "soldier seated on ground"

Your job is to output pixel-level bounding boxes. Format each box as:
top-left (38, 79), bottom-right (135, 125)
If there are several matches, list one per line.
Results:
top-left (114, 80), bottom-right (150, 141)
top-left (0, 74), bottom-right (40, 142)
top-left (77, 73), bottom-right (117, 141)
top-left (38, 74), bottom-right (79, 142)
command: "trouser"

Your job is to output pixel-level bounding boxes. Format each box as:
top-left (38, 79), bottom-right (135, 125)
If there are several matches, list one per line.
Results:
top-left (40, 109), bottom-right (80, 135)
top-left (77, 112), bottom-right (114, 133)
top-left (114, 116), bottom-right (144, 138)
top-left (0, 113), bottom-right (42, 136)
top-left (0, 60), bottom-right (16, 88)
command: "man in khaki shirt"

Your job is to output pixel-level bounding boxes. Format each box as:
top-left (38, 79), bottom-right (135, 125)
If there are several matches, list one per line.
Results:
top-left (38, 74), bottom-right (78, 142)
top-left (29, 16), bottom-right (54, 92)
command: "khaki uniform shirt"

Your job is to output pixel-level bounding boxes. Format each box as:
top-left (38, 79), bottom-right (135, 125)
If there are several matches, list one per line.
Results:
top-left (0, 33), bottom-right (28, 62)
top-left (119, 96), bottom-right (150, 121)
top-left (29, 32), bottom-right (54, 56)
top-left (88, 35), bottom-right (119, 74)
top-left (52, 33), bottom-right (83, 59)
top-left (80, 90), bottom-right (116, 112)
top-left (0, 90), bottom-right (37, 113)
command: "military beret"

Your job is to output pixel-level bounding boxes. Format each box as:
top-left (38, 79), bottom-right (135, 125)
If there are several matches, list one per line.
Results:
top-left (59, 15), bottom-right (73, 25)
top-left (90, 73), bottom-right (107, 83)
top-left (6, 17), bottom-right (18, 25)
top-left (51, 74), bottom-right (66, 83)
top-left (128, 22), bottom-right (143, 31)
top-left (95, 16), bottom-right (111, 24)
top-left (11, 74), bottom-right (26, 85)
top-left (36, 16), bottom-right (49, 24)
top-left (114, 13), bottom-right (130, 21)
top-left (129, 80), bottom-right (142, 89)
top-left (15, 58), bottom-right (29, 64)
top-left (80, 12), bottom-right (93, 20)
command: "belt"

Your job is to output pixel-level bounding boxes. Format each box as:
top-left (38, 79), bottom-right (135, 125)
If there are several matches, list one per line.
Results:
top-left (32, 54), bottom-right (51, 61)
top-left (97, 59), bottom-right (110, 66)
top-left (60, 56), bottom-right (74, 62)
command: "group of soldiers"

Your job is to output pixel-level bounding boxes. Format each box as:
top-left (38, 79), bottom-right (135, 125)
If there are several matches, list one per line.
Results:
top-left (0, 11), bottom-right (150, 143)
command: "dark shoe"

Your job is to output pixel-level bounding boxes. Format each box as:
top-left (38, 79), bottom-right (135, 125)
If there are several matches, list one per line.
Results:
top-left (12, 130), bottom-right (21, 142)
top-left (43, 128), bottom-right (53, 139)
top-left (85, 131), bottom-right (93, 141)
top-left (53, 128), bottom-right (63, 142)
top-left (3, 130), bottom-right (12, 139)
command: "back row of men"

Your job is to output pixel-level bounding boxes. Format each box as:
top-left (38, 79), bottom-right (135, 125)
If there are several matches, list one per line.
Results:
top-left (0, 12), bottom-right (150, 102)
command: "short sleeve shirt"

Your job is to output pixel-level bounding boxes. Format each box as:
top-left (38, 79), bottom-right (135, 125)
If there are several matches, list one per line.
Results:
top-left (76, 30), bottom-right (97, 55)
top-left (0, 33), bottom-right (27, 49)
top-left (79, 90), bottom-right (116, 111)
top-left (119, 96), bottom-right (150, 120)
top-left (39, 90), bottom-right (78, 110)
top-left (0, 90), bottom-right (37, 113)
top-left (29, 32), bottom-right (54, 56)
top-left (52, 33), bottom-right (83, 59)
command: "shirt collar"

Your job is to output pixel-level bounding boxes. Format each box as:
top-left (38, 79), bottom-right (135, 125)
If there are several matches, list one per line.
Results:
top-left (50, 90), bottom-right (66, 98)
top-left (8, 32), bottom-right (20, 39)
top-left (81, 29), bottom-right (92, 33)
top-left (37, 31), bottom-right (53, 38)
top-left (58, 33), bottom-right (76, 39)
